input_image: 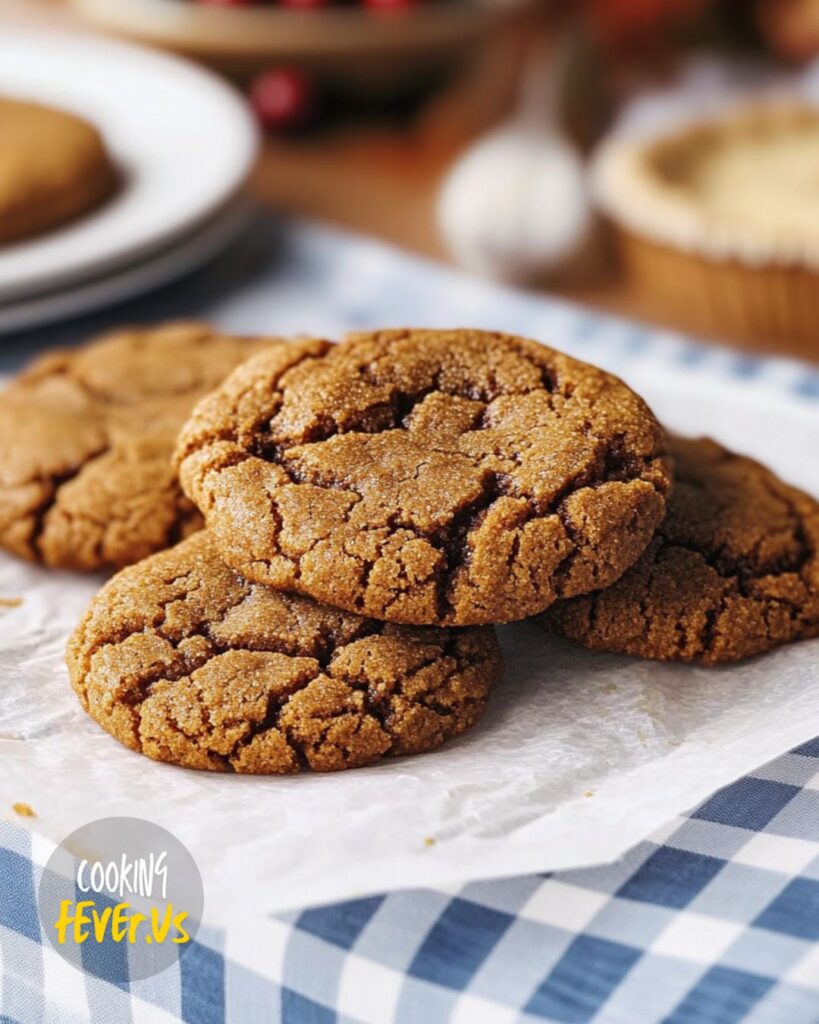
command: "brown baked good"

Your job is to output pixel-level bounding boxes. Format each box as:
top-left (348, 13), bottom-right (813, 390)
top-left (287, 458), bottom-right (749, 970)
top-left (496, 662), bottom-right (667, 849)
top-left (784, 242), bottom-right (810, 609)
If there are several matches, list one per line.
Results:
top-left (0, 322), bottom-right (284, 571)
top-left (593, 102), bottom-right (819, 359)
top-left (66, 531), bottom-right (501, 774)
top-left (0, 96), bottom-right (116, 244)
top-left (544, 436), bottom-right (819, 664)
top-left (176, 328), bottom-right (671, 627)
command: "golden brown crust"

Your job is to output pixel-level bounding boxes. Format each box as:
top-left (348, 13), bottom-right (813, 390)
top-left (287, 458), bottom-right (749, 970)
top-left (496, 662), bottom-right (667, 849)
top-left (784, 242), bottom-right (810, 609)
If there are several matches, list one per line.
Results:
top-left (0, 322), bottom-right (283, 570)
top-left (544, 436), bottom-right (819, 664)
top-left (594, 101), bottom-right (819, 268)
top-left (0, 97), bottom-right (116, 244)
top-left (66, 532), bottom-right (501, 774)
top-left (176, 328), bottom-right (671, 626)
top-left (617, 229), bottom-right (819, 361)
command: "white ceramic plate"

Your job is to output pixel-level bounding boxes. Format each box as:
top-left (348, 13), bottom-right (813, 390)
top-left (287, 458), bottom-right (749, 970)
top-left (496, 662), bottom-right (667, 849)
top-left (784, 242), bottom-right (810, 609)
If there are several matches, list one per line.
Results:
top-left (0, 29), bottom-right (258, 302)
top-left (0, 199), bottom-right (250, 336)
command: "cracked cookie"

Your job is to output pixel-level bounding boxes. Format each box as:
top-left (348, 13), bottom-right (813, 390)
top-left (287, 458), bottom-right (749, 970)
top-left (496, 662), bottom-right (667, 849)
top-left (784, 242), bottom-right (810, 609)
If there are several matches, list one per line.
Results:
top-left (176, 328), bottom-right (671, 626)
top-left (67, 531), bottom-right (501, 773)
top-left (0, 323), bottom-right (284, 571)
top-left (0, 97), bottom-right (116, 244)
top-left (543, 436), bottom-right (819, 664)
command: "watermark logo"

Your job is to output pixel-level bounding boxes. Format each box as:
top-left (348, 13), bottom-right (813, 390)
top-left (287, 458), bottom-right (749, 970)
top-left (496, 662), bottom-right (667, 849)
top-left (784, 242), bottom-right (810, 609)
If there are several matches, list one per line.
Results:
top-left (37, 817), bottom-right (204, 982)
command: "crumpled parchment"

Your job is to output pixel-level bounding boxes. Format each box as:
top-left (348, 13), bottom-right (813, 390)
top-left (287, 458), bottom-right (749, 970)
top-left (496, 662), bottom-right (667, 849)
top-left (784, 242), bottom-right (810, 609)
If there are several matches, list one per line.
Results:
top-left (2, 366), bottom-right (818, 926)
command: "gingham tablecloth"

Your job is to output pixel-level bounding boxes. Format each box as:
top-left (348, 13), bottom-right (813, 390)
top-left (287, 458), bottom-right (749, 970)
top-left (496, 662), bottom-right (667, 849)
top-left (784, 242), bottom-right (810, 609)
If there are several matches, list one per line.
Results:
top-left (2, 214), bottom-right (819, 1024)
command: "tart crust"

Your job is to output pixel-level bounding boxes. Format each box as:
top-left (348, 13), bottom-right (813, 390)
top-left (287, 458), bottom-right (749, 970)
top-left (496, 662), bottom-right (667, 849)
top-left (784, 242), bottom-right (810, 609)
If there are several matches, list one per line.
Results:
top-left (593, 102), bottom-right (819, 354)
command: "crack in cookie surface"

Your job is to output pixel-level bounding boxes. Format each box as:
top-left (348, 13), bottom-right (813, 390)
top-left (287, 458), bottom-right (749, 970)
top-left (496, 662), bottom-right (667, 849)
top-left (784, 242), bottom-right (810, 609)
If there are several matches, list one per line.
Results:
top-left (0, 323), bottom-right (284, 570)
top-left (67, 532), bottom-right (501, 774)
top-left (176, 329), bottom-right (671, 625)
top-left (544, 436), bottom-right (819, 663)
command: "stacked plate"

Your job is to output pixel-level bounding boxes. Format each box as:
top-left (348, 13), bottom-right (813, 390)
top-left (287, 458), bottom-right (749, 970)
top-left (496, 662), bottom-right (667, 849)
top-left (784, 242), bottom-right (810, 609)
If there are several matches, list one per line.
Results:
top-left (0, 29), bottom-right (259, 334)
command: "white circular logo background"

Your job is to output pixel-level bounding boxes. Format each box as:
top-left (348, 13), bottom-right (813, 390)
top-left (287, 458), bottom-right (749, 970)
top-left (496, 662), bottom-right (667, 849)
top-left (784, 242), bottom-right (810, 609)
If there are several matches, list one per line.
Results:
top-left (38, 816), bottom-right (204, 982)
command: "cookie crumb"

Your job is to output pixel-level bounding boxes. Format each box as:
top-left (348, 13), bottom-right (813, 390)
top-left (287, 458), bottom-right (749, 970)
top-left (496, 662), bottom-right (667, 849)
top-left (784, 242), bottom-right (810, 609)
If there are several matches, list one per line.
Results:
top-left (423, 837), bottom-right (436, 847)
top-left (12, 802), bottom-right (35, 818)
top-left (584, 790), bottom-right (594, 798)
top-left (0, 597), bottom-right (22, 608)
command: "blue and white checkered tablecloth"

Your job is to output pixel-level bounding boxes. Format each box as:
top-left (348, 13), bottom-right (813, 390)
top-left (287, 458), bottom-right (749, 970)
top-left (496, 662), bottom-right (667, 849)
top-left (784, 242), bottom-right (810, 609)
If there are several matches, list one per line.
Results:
top-left (4, 742), bottom-right (819, 1023)
top-left (2, 214), bottom-right (819, 1024)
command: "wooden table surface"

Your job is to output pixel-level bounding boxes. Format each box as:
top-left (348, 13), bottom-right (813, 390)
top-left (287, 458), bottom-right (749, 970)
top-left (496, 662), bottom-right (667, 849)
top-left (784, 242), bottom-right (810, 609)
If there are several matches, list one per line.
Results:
top-left (4, 0), bottom-right (814, 364)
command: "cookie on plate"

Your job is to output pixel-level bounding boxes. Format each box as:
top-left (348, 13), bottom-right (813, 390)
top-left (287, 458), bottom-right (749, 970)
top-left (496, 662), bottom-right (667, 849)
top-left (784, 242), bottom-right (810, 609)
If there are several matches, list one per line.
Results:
top-left (67, 532), bottom-right (501, 774)
top-left (0, 322), bottom-right (287, 571)
top-left (0, 96), bottom-right (116, 244)
top-left (176, 328), bottom-right (671, 626)
top-left (543, 436), bottom-right (819, 664)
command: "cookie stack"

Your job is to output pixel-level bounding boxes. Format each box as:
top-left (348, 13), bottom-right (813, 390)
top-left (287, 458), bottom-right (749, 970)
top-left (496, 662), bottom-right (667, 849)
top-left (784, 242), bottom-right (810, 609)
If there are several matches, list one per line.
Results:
top-left (3, 324), bottom-right (817, 775)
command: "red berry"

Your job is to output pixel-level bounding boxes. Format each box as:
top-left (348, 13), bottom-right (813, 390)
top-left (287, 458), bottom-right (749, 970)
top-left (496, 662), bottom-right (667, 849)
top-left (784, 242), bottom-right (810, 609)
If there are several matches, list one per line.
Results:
top-left (249, 68), bottom-right (315, 133)
top-left (194, 0), bottom-right (258, 6)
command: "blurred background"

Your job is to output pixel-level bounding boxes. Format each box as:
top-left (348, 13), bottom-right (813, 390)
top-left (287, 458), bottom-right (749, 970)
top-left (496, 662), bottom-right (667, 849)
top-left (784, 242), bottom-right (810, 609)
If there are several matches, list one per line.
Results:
top-left (5, 0), bottom-right (819, 362)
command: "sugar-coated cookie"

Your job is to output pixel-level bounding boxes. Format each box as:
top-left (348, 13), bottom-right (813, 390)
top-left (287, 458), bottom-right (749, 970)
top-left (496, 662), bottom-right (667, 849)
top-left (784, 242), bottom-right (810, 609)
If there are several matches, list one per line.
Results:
top-left (0, 323), bottom-right (283, 570)
top-left (544, 436), bottom-right (819, 663)
top-left (0, 96), bottom-right (115, 244)
top-left (67, 532), bottom-right (501, 773)
top-left (176, 328), bottom-right (671, 626)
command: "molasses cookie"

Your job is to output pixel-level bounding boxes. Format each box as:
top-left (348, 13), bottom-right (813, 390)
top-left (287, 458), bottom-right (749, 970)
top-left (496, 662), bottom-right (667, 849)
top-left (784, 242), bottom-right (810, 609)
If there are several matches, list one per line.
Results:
top-left (544, 436), bottom-right (819, 663)
top-left (176, 328), bottom-right (671, 626)
top-left (0, 97), bottom-right (115, 244)
top-left (0, 322), bottom-right (288, 571)
top-left (67, 532), bottom-right (501, 773)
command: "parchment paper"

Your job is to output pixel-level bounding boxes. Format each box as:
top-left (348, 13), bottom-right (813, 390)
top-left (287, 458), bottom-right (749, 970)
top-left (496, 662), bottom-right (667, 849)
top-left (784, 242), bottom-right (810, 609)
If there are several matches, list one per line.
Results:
top-left (2, 365), bottom-right (818, 926)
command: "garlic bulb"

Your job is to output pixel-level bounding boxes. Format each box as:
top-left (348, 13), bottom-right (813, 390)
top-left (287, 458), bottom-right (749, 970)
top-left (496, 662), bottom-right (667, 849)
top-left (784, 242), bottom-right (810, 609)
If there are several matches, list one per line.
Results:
top-left (438, 125), bottom-right (591, 283)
